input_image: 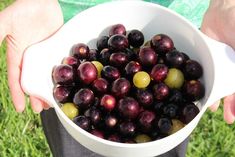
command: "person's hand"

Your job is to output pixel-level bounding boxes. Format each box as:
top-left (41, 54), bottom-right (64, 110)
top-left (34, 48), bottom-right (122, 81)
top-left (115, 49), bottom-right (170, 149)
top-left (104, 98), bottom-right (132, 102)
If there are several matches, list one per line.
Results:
top-left (201, 0), bottom-right (235, 124)
top-left (0, 0), bottom-right (63, 113)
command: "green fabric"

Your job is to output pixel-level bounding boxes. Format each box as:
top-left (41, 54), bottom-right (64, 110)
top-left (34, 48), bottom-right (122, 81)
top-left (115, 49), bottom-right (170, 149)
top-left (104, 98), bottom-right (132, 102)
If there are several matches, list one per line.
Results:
top-left (58, 0), bottom-right (209, 27)
top-left (168, 0), bottom-right (210, 27)
top-left (59, 0), bottom-right (111, 23)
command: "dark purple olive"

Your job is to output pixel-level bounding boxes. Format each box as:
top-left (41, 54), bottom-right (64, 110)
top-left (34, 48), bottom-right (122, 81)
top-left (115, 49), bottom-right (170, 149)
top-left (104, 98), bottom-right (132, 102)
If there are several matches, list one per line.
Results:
top-left (100, 94), bottom-right (116, 112)
top-left (136, 89), bottom-right (153, 108)
top-left (73, 115), bottom-right (91, 131)
top-left (153, 83), bottom-right (170, 101)
top-left (150, 130), bottom-right (161, 140)
top-left (92, 78), bottom-right (109, 94)
top-left (52, 65), bottom-right (74, 85)
top-left (181, 52), bottom-right (190, 61)
top-left (101, 65), bottom-right (120, 82)
top-left (125, 48), bottom-right (138, 61)
top-left (93, 97), bottom-right (100, 107)
top-left (91, 129), bottom-right (105, 139)
top-left (153, 101), bottom-right (165, 115)
top-left (99, 48), bottom-right (112, 65)
top-left (73, 88), bottom-right (94, 109)
top-left (107, 134), bottom-right (121, 142)
top-left (53, 85), bottom-right (73, 103)
top-left (125, 61), bottom-right (142, 77)
top-left (108, 34), bottom-right (129, 51)
top-left (150, 64), bottom-right (168, 82)
top-left (165, 50), bottom-right (186, 68)
top-left (182, 103), bottom-right (200, 124)
top-left (83, 108), bottom-right (91, 117)
top-left (119, 121), bottom-right (136, 136)
top-left (163, 103), bottom-right (179, 118)
top-left (109, 24), bottom-right (126, 36)
top-left (151, 132), bottom-right (166, 140)
top-left (127, 29), bottom-right (144, 48)
top-left (151, 34), bottom-right (174, 55)
top-left (71, 43), bottom-right (90, 59)
top-left (88, 49), bottom-right (99, 61)
top-left (111, 78), bottom-right (131, 98)
top-left (138, 47), bottom-right (157, 67)
top-left (184, 60), bottom-right (203, 80)
top-left (183, 80), bottom-right (205, 101)
top-left (105, 114), bottom-right (118, 129)
top-left (97, 36), bottom-right (109, 51)
top-left (168, 89), bottom-right (183, 104)
top-left (77, 62), bottom-right (98, 84)
top-left (123, 138), bottom-right (136, 144)
top-left (109, 52), bottom-right (129, 68)
top-left (62, 56), bottom-right (80, 68)
top-left (138, 110), bottom-right (156, 133)
top-left (157, 117), bottom-right (172, 134)
top-left (118, 97), bottom-right (140, 119)
top-left (89, 107), bottom-right (102, 126)
top-left (157, 57), bottom-right (165, 64)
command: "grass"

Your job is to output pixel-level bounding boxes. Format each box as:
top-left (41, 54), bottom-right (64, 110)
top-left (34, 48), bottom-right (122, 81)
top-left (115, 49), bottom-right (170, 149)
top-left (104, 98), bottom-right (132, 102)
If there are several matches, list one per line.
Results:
top-left (0, 1), bottom-right (235, 157)
top-left (0, 43), bottom-right (52, 156)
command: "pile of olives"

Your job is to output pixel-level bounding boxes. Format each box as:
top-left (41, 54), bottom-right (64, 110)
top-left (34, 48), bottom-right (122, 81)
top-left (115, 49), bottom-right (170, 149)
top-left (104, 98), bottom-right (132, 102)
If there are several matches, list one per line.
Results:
top-left (52, 24), bottom-right (205, 143)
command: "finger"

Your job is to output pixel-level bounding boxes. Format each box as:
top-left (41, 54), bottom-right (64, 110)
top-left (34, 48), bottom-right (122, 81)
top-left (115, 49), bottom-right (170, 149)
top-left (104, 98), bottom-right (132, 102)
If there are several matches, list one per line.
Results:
top-left (29, 96), bottom-right (44, 113)
top-left (30, 96), bottom-right (51, 111)
top-left (209, 100), bottom-right (221, 112)
top-left (6, 39), bottom-right (25, 112)
top-left (223, 94), bottom-right (235, 124)
top-left (201, 24), bottom-right (221, 42)
top-left (43, 102), bottom-right (51, 110)
top-left (200, 12), bottom-right (221, 42)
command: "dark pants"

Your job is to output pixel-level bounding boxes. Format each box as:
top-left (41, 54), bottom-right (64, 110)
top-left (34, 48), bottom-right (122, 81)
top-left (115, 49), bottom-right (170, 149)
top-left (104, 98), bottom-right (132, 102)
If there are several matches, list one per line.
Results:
top-left (41, 109), bottom-right (189, 157)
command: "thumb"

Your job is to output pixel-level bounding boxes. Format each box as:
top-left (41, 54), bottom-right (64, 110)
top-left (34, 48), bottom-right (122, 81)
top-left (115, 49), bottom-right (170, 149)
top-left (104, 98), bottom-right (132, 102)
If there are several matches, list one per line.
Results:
top-left (223, 94), bottom-right (235, 124)
top-left (200, 10), bottom-right (221, 42)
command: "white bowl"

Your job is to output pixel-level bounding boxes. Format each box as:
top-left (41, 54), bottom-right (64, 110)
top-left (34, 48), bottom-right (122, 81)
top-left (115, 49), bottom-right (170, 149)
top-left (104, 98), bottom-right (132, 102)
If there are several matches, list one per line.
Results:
top-left (21, 1), bottom-right (235, 157)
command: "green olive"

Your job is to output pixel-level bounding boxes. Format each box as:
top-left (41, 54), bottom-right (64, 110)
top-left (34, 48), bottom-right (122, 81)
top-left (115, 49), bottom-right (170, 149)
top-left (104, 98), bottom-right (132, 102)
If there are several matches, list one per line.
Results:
top-left (164, 68), bottom-right (184, 89)
top-left (92, 61), bottom-right (103, 78)
top-left (61, 103), bottom-right (79, 119)
top-left (133, 71), bottom-right (151, 88)
top-left (169, 119), bottom-right (185, 134)
top-left (135, 134), bottom-right (151, 143)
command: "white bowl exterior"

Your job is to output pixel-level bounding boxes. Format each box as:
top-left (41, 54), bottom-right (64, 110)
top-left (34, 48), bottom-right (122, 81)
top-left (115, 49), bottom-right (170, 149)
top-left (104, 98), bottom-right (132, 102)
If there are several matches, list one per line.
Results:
top-left (21, 1), bottom-right (217, 157)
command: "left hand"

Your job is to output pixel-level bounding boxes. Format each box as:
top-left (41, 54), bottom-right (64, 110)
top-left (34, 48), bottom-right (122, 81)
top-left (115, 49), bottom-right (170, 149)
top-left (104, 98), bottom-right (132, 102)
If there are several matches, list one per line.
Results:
top-left (0, 0), bottom-right (63, 113)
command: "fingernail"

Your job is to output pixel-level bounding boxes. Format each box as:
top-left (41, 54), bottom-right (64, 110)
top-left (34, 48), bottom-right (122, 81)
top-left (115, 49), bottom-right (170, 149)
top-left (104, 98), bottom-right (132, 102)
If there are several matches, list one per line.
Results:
top-left (33, 107), bottom-right (43, 114)
top-left (210, 107), bottom-right (217, 112)
top-left (16, 109), bottom-right (24, 113)
top-left (226, 120), bottom-right (235, 125)
top-left (15, 107), bottom-right (24, 113)
top-left (44, 107), bottom-right (51, 111)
